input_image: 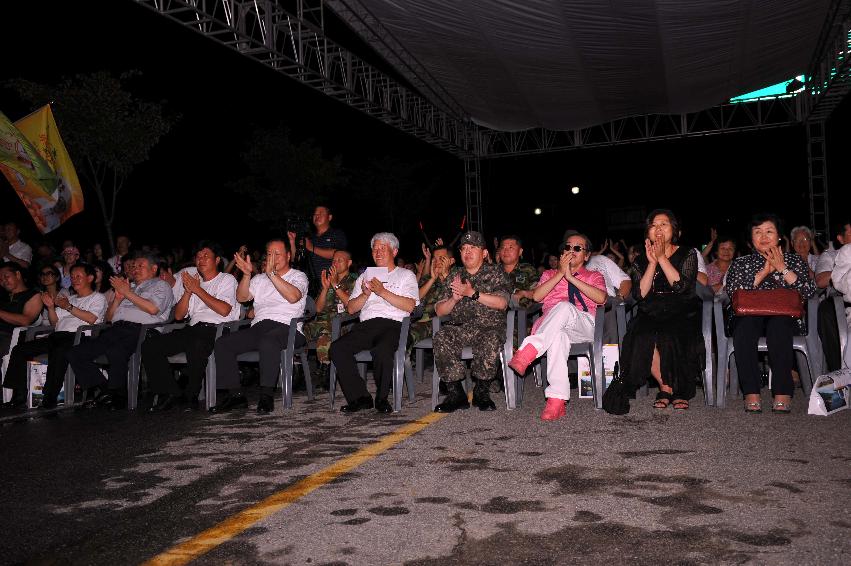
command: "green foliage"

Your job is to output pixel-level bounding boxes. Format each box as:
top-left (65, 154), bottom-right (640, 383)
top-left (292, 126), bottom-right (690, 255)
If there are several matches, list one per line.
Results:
top-left (230, 127), bottom-right (343, 233)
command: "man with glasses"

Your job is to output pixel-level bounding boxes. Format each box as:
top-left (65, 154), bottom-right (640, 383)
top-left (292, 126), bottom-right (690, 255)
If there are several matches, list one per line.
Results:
top-left (508, 233), bottom-right (607, 421)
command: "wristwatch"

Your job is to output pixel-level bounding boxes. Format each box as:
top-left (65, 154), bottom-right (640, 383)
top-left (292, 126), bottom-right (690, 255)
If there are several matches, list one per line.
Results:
top-left (470, 290), bottom-right (480, 301)
top-left (334, 283), bottom-right (342, 290)
top-left (780, 268), bottom-right (790, 278)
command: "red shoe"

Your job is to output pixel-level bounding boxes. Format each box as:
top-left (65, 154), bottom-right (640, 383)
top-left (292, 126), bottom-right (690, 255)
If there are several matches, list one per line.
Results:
top-left (508, 344), bottom-right (538, 375)
top-left (541, 397), bottom-right (566, 421)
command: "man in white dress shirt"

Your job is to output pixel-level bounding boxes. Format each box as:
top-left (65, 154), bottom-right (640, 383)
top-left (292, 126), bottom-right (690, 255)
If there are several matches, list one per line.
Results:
top-left (143, 241), bottom-right (239, 411)
top-left (211, 240), bottom-right (308, 414)
top-left (330, 232), bottom-right (419, 414)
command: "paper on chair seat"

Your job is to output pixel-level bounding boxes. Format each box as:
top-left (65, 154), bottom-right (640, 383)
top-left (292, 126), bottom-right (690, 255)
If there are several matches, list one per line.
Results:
top-left (808, 368), bottom-right (851, 416)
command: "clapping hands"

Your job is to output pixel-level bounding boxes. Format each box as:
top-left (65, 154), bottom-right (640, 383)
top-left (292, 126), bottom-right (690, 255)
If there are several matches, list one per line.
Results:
top-left (54, 294), bottom-right (71, 311)
top-left (644, 235), bottom-right (665, 265)
top-left (233, 251), bottom-right (254, 276)
top-left (182, 270), bottom-right (202, 295)
top-left (450, 275), bottom-right (473, 299)
top-left (759, 245), bottom-right (787, 274)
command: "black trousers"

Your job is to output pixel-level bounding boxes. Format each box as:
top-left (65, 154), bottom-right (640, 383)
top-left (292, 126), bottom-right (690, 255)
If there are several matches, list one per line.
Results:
top-left (817, 298), bottom-right (844, 373)
top-left (3, 331), bottom-right (77, 399)
top-left (142, 324), bottom-right (218, 397)
top-left (329, 318), bottom-right (401, 404)
top-left (0, 331), bottom-right (13, 381)
top-left (213, 319), bottom-right (305, 391)
top-left (732, 316), bottom-right (795, 396)
top-left (67, 322), bottom-right (144, 392)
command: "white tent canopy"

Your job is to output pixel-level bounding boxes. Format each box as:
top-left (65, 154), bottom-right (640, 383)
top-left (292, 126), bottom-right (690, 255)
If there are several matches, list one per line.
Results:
top-left (330, 0), bottom-right (830, 131)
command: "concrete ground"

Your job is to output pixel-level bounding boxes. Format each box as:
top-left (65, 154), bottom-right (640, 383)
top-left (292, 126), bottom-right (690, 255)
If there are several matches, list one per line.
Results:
top-left (1, 372), bottom-right (849, 566)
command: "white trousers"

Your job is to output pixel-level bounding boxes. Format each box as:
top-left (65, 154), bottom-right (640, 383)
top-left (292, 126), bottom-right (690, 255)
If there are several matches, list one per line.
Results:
top-left (520, 302), bottom-right (595, 401)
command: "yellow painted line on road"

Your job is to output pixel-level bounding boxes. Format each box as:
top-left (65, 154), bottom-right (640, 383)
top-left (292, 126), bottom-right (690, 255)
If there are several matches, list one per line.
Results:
top-left (142, 411), bottom-right (446, 566)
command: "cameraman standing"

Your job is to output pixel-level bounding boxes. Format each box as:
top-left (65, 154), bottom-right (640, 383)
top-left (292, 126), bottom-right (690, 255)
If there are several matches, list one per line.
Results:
top-left (289, 205), bottom-right (347, 290)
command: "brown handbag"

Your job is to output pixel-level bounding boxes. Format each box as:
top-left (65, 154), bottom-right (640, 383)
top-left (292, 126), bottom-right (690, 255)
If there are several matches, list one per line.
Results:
top-left (731, 288), bottom-right (803, 318)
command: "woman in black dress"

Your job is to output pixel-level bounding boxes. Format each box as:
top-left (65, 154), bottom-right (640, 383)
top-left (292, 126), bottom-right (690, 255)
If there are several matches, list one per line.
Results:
top-left (620, 209), bottom-right (704, 410)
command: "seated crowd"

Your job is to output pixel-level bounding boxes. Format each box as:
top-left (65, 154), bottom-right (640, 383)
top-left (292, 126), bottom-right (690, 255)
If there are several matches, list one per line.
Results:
top-left (1, 205), bottom-right (850, 420)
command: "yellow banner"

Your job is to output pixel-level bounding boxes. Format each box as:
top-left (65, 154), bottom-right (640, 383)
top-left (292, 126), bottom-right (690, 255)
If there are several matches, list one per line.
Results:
top-left (0, 110), bottom-right (61, 232)
top-left (11, 105), bottom-right (84, 233)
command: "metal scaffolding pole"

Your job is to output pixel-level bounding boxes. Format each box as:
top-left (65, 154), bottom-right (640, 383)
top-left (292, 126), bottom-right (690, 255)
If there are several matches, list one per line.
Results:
top-left (464, 158), bottom-right (483, 235)
top-left (806, 121), bottom-right (830, 239)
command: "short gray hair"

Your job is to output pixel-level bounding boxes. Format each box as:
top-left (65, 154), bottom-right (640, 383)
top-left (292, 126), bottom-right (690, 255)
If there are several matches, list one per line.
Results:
top-left (790, 226), bottom-right (813, 241)
top-left (370, 232), bottom-right (399, 251)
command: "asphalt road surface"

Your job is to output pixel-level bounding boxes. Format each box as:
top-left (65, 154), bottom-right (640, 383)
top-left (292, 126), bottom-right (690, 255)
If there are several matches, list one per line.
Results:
top-left (1, 374), bottom-right (849, 566)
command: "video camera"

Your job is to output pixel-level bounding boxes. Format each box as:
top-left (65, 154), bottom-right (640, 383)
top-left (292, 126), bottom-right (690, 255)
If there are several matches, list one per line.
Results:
top-left (285, 217), bottom-right (312, 241)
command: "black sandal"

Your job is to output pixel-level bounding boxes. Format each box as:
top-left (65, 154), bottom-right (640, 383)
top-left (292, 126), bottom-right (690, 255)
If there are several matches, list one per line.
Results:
top-left (653, 390), bottom-right (672, 409)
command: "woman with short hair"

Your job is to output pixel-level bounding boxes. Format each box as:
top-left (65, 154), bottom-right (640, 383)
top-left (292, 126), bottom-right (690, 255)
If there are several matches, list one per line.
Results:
top-left (725, 213), bottom-right (816, 413)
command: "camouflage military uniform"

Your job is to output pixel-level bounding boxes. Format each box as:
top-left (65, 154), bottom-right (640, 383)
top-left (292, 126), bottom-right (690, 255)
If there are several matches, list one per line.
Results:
top-left (407, 274), bottom-right (451, 354)
top-left (433, 264), bottom-right (510, 382)
top-left (302, 272), bottom-right (358, 364)
top-left (504, 262), bottom-right (539, 308)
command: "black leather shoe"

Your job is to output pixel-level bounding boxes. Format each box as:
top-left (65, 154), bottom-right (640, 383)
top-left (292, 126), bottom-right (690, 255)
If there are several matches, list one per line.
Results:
top-left (434, 381), bottom-right (470, 413)
top-left (149, 394), bottom-right (184, 413)
top-left (94, 391), bottom-right (113, 407)
top-left (473, 380), bottom-right (497, 411)
top-left (102, 394), bottom-right (128, 411)
top-left (209, 392), bottom-right (248, 413)
top-left (0, 399), bottom-right (26, 410)
top-left (38, 396), bottom-right (59, 410)
top-left (292, 364), bottom-right (307, 392)
top-left (256, 394), bottom-right (274, 414)
top-left (374, 397), bottom-right (393, 413)
top-left (314, 364), bottom-right (331, 390)
top-left (340, 395), bottom-right (374, 413)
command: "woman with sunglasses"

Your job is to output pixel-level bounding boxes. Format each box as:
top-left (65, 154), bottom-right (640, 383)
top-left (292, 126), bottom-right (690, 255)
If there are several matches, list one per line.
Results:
top-left (508, 233), bottom-right (607, 420)
top-left (618, 209), bottom-right (704, 411)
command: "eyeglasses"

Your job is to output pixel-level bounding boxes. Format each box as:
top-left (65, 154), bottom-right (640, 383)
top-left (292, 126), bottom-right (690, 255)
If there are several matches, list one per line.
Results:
top-left (563, 245), bottom-right (586, 253)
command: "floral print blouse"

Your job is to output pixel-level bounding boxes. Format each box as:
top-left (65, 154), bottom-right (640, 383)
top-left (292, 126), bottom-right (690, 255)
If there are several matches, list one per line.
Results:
top-left (724, 251), bottom-right (816, 334)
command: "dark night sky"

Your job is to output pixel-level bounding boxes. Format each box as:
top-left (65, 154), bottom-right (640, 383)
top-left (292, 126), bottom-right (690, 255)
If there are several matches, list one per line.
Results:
top-left (2, 1), bottom-right (849, 265)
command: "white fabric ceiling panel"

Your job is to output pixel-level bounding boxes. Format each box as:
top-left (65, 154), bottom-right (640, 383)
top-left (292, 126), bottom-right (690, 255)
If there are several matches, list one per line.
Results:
top-left (330, 0), bottom-right (830, 130)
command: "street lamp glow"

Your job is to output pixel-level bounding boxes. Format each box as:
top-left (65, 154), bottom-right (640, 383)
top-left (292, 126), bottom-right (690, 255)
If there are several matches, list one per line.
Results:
top-left (533, 208), bottom-right (542, 216)
top-left (571, 186), bottom-right (580, 194)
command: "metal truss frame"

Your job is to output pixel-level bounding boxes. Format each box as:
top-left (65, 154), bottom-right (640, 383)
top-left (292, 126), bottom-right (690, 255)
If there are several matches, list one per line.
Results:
top-left (134, 0), bottom-right (475, 157)
top-left (807, 121), bottom-right (831, 238)
top-left (464, 158), bottom-right (483, 234)
top-left (804, 0), bottom-right (851, 121)
top-left (136, 0), bottom-right (849, 233)
top-left (474, 96), bottom-right (802, 158)
top-left (136, 0), bottom-right (819, 160)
